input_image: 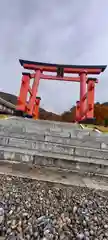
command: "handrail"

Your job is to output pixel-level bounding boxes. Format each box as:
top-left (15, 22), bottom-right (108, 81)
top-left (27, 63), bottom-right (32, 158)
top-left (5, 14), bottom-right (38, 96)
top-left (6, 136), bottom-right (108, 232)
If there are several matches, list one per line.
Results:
top-left (0, 97), bottom-right (16, 110)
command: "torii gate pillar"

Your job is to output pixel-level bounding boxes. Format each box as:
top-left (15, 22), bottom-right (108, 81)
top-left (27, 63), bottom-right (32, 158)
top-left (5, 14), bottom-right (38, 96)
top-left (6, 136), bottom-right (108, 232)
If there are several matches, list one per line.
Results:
top-left (16, 73), bottom-right (30, 112)
top-left (80, 71), bottom-right (87, 120)
top-left (33, 97), bottom-right (41, 120)
top-left (76, 101), bottom-right (80, 121)
top-left (26, 70), bottom-right (41, 116)
top-left (87, 78), bottom-right (96, 119)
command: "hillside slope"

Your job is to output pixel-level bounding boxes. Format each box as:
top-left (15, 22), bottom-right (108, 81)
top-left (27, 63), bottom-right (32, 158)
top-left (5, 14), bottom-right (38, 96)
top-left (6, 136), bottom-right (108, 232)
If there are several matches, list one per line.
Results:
top-left (0, 92), bottom-right (61, 121)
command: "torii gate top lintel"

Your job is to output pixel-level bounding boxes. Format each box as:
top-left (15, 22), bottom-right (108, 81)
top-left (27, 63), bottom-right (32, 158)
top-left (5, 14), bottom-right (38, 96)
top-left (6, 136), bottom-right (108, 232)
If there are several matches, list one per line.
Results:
top-left (19, 59), bottom-right (107, 75)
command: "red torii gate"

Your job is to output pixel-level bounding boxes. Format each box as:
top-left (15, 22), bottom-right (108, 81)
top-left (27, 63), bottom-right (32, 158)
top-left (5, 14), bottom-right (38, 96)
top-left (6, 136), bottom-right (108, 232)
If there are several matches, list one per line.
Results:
top-left (16, 59), bottom-right (106, 122)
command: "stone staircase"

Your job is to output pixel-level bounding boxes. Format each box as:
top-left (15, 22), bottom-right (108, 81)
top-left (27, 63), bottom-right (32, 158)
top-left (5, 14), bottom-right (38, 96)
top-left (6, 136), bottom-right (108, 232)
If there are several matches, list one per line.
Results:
top-left (0, 117), bottom-right (108, 182)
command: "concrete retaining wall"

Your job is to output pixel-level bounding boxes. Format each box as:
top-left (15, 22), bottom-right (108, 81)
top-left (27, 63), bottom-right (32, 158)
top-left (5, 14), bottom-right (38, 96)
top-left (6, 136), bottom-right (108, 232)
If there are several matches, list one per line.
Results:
top-left (0, 117), bottom-right (108, 179)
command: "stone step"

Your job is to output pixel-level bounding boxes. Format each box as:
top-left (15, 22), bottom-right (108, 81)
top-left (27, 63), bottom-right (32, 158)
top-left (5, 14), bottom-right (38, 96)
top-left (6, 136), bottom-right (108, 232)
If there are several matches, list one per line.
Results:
top-left (0, 146), bottom-right (108, 177)
top-left (0, 121), bottom-right (100, 138)
top-left (0, 123), bottom-right (103, 140)
top-left (0, 136), bottom-right (108, 160)
top-left (1, 118), bottom-right (104, 145)
top-left (0, 118), bottom-right (93, 134)
top-left (0, 118), bottom-right (77, 130)
top-left (0, 117), bottom-right (105, 141)
top-left (7, 117), bottom-right (80, 128)
top-left (45, 135), bottom-right (108, 149)
top-left (0, 131), bottom-right (108, 150)
top-left (0, 144), bottom-right (108, 164)
top-left (0, 127), bottom-right (71, 138)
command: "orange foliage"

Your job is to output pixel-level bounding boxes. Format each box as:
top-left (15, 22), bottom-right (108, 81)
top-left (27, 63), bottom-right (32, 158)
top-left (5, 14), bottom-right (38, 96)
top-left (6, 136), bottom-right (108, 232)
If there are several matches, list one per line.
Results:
top-left (94, 104), bottom-right (108, 125)
top-left (39, 103), bottom-right (108, 125)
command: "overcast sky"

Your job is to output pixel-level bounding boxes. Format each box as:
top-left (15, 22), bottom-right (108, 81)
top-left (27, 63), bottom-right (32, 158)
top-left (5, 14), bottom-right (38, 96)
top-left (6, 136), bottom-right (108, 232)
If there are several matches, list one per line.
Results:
top-left (0, 0), bottom-right (108, 113)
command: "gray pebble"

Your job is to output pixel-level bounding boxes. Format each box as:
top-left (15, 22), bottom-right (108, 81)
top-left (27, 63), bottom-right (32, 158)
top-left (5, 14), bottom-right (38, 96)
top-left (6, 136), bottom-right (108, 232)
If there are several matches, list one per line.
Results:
top-left (0, 174), bottom-right (108, 239)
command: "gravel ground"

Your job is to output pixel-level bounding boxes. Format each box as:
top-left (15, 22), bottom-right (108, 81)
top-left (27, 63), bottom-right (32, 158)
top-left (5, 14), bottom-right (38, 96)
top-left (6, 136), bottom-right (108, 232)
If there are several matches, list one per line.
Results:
top-left (0, 175), bottom-right (108, 239)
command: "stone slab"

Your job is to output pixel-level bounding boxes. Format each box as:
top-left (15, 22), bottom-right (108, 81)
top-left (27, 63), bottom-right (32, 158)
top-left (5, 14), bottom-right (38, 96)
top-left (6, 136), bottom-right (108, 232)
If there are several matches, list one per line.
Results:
top-left (45, 135), bottom-right (102, 149)
top-left (0, 128), bottom-right (108, 148)
top-left (0, 145), bottom-right (107, 165)
top-left (1, 134), bottom-right (108, 158)
top-left (0, 136), bottom-right (74, 155)
top-left (0, 118), bottom-right (92, 135)
top-left (75, 147), bottom-right (108, 160)
top-left (0, 148), bottom-right (108, 177)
